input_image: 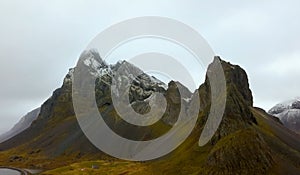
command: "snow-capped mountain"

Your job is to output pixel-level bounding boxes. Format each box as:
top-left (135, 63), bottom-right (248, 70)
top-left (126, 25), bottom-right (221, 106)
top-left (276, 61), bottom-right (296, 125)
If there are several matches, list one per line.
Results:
top-left (71, 50), bottom-right (169, 104)
top-left (74, 50), bottom-right (187, 125)
top-left (268, 97), bottom-right (300, 134)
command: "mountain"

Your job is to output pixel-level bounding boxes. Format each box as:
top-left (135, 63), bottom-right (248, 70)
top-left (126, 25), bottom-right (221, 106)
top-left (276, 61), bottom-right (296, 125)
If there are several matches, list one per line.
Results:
top-left (0, 108), bottom-right (40, 143)
top-left (0, 50), bottom-right (179, 167)
top-left (0, 51), bottom-right (300, 175)
top-left (269, 97), bottom-right (300, 134)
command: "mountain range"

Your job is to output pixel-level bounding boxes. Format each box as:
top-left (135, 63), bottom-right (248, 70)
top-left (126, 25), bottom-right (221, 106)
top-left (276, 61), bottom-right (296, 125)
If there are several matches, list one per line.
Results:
top-left (0, 50), bottom-right (299, 175)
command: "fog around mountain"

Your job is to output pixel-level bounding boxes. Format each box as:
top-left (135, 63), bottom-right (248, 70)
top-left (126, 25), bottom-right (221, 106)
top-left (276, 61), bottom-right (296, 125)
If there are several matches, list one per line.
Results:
top-left (0, 108), bottom-right (40, 143)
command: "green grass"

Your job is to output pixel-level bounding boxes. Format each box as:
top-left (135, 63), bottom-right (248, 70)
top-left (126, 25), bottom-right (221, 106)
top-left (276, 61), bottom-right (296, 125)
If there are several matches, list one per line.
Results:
top-left (42, 160), bottom-right (147, 175)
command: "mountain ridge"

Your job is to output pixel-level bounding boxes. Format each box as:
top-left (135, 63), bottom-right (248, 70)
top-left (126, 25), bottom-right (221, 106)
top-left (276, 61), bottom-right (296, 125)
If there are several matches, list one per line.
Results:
top-left (0, 51), bottom-right (299, 174)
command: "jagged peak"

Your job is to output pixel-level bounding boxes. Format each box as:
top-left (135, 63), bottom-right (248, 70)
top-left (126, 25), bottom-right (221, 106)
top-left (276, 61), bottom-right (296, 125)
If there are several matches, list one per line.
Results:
top-left (199, 56), bottom-right (257, 142)
top-left (81, 50), bottom-right (107, 68)
top-left (70, 49), bottom-right (168, 91)
top-left (221, 59), bottom-right (253, 106)
top-left (204, 56), bottom-right (253, 107)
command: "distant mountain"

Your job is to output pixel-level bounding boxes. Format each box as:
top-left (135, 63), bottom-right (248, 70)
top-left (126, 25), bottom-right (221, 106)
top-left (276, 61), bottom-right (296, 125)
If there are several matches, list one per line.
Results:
top-left (269, 97), bottom-right (300, 134)
top-left (0, 108), bottom-right (40, 143)
top-left (0, 51), bottom-right (300, 174)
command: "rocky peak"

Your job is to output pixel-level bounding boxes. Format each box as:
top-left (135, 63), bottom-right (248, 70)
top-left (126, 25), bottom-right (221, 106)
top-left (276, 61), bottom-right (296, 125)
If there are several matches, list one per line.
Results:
top-left (218, 57), bottom-right (253, 106)
top-left (199, 57), bottom-right (257, 143)
top-left (82, 49), bottom-right (107, 68)
top-left (76, 50), bottom-right (168, 104)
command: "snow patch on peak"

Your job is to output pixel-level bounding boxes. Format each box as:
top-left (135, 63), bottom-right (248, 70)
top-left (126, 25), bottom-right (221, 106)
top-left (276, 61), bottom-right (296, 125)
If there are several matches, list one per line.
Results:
top-left (79, 50), bottom-right (113, 77)
top-left (268, 98), bottom-right (300, 115)
top-left (72, 49), bottom-right (168, 90)
top-left (83, 51), bottom-right (105, 70)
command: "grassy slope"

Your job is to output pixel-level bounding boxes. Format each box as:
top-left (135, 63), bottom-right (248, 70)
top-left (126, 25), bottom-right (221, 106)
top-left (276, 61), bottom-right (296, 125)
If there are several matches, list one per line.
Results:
top-left (42, 108), bottom-right (300, 175)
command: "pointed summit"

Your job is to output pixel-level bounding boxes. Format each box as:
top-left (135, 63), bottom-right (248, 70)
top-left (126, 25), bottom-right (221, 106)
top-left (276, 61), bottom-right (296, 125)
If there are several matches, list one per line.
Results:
top-left (81, 49), bottom-right (107, 68)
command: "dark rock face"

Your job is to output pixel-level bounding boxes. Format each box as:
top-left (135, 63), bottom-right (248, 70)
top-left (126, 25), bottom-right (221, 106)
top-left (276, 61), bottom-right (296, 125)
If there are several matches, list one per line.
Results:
top-left (220, 58), bottom-right (253, 107)
top-left (199, 58), bottom-right (256, 141)
top-left (194, 58), bottom-right (275, 175)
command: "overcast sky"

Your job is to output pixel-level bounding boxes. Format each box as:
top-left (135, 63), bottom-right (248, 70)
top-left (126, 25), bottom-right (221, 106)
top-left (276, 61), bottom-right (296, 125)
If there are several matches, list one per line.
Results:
top-left (0, 0), bottom-right (299, 134)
